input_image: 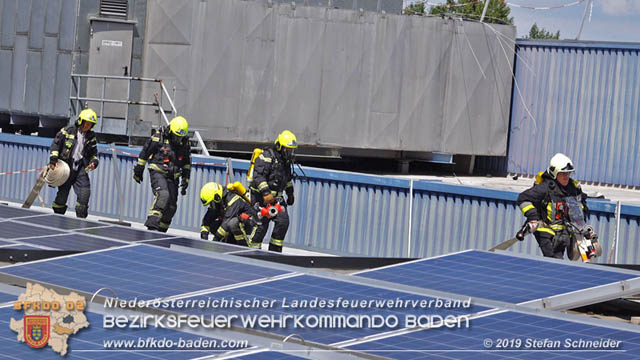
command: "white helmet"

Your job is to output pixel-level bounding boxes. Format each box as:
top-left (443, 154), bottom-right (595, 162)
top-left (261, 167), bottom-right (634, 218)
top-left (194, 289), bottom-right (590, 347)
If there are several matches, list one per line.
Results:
top-left (548, 153), bottom-right (575, 179)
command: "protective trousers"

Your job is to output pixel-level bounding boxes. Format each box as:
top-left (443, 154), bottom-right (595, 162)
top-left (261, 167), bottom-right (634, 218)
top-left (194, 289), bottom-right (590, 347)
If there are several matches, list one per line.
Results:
top-left (52, 167), bottom-right (91, 218)
top-left (145, 170), bottom-right (178, 232)
top-left (214, 218), bottom-right (253, 247)
top-left (534, 230), bottom-right (573, 259)
top-left (250, 195), bottom-right (289, 252)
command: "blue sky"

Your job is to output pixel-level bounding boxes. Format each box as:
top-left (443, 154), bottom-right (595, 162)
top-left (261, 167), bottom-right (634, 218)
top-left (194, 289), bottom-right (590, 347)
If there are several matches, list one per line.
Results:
top-left (405, 0), bottom-right (640, 43)
top-left (509, 0), bottom-right (640, 42)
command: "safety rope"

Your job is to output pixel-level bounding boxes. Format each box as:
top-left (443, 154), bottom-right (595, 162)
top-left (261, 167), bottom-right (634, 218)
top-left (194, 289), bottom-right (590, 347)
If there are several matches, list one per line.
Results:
top-left (0, 167), bottom-right (45, 176)
top-left (0, 148), bottom-right (226, 176)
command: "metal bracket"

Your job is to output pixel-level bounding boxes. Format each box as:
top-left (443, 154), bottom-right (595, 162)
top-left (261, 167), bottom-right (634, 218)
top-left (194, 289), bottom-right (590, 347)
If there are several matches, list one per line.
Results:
top-left (621, 280), bottom-right (629, 292)
top-left (541, 298), bottom-right (551, 309)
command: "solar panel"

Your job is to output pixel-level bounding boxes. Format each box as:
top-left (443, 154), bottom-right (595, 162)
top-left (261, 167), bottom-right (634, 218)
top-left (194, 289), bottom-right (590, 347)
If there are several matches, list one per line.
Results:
top-left (0, 205), bottom-right (45, 219)
top-left (357, 250), bottom-right (640, 306)
top-left (16, 234), bottom-right (126, 251)
top-left (234, 351), bottom-right (309, 359)
top-left (77, 226), bottom-right (174, 242)
top-left (166, 274), bottom-right (489, 345)
top-left (0, 292), bottom-right (14, 303)
top-left (1, 244), bottom-right (46, 250)
top-left (147, 237), bottom-right (248, 253)
top-left (345, 310), bottom-right (640, 359)
top-left (0, 221), bottom-right (65, 239)
top-left (0, 245), bottom-right (291, 300)
top-left (17, 215), bottom-right (104, 230)
top-left (0, 307), bottom-right (242, 359)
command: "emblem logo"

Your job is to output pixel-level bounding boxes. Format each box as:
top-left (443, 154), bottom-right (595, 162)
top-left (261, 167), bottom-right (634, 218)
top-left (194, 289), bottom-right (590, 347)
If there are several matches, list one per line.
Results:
top-left (24, 315), bottom-right (50, 348)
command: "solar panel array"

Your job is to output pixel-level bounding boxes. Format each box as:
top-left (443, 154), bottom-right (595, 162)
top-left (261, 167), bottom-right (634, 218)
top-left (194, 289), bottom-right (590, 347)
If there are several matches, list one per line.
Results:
top-left (346, 310), bottom-right (640, 359)
top-left (0, 246), bottom-right (288, 300)
top-left (357, 250), bottom-right (639, 304)
top-left (0, 205), bottom-right (251, 254)
top-left (2, 204), bottom-right (640, 359)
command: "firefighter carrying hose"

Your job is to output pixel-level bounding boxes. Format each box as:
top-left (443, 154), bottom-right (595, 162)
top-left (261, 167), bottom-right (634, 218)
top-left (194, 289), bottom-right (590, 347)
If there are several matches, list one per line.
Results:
top-left (133, 116), bottom-right (191, 232)
top-left (49, 108), bottom-right (100, 218)
top-left (200, 182), bottom-right (258, 246)
top-left (248, 130), bottom-right (297, 252)
top-left (516, 153), bottom-right (595, 259)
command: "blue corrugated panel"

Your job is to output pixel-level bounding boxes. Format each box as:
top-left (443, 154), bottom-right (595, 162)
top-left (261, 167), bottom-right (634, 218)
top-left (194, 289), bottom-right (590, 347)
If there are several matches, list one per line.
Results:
top-left (507, 40), bottom-right (640, 186)
top-left (2, 133), bottom-right (640, 263)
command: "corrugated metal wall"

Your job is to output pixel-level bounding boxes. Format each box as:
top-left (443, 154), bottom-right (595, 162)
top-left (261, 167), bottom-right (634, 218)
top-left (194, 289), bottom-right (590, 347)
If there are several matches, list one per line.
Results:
top-left (505, 40), bottom-right (640, 186)
top-left (141, 0), bottom-right (515, 155)
top-left (0, 0), bottom-right (78, 117)
top-left (3, 133), bottom-right (639, 263)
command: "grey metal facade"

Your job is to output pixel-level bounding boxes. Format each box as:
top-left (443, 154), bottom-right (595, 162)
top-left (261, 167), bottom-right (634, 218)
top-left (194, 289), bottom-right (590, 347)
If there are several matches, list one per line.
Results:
top-left (492, 40), bottom-right (640, 186)
top-left (141, 0), bottom-right (515, 155)
top-left (0, 0), bottom-right (78, 121)
top-left (0, 0), bottom-right (148, 133)
top-left (2, 133), bottom-right (638, 264)
top-left (254, 0), bottom-right (404, 14)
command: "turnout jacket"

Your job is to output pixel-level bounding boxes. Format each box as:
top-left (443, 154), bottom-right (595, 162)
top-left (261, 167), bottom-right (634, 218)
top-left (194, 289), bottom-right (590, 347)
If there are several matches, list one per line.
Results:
top-left (137, 127), bottom-right (191, 183)
top-left (516, 171), bottom-right (588, 235)
top-left (49, 125), bottom-right (99, 169)
top-left (250, 146), bottom-right (294, 197)
top-left (201, 189), bottom-right (256, 233)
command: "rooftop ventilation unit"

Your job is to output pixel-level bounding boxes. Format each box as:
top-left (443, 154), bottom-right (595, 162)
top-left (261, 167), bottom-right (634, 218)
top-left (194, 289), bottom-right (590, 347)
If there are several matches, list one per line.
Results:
top-left (100, 0), bottom-right (128, 18)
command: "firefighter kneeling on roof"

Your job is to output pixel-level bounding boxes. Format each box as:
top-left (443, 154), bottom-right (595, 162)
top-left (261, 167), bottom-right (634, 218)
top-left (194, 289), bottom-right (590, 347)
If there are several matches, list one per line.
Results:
top-left (200, 182), bottom-right (258, 246)
top-left (133, 116), bottom-right (192, 232)
top-left (248, 130), bottom-right (297, 252)
top-left (49, 109), bottom-right (100, 218)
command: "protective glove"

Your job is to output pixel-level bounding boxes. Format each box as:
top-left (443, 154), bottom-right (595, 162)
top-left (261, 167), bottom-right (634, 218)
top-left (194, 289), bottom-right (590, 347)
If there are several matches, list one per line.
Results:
top-left (240, 213), bottom-right (258, 228)
top-left (201, 231), bottom-right (209, 240)
top-left (85, 160), bottom-right (98, 173)
top-left (180, 178), bottom-right (189, 196)
top-left (263, 193), bottom-right (275, 205)
top-left (133, 165), bottom-right (144, 184)
top-left (286, 193), bottom-right (294, 206)
top-left (526, 220), bottom-right (539, 233)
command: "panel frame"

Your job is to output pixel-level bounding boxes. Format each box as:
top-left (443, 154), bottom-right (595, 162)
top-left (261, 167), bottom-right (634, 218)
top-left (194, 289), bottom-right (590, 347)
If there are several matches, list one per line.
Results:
top-left (355, 249), bottom-right (640, 311)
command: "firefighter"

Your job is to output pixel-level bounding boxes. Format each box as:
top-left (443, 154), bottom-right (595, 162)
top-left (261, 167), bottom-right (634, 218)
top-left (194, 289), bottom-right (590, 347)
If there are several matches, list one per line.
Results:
top-left (49, 108), bottom-right (100, 218)
top-left (516, 153), bottom-right (593, 259)
top-left (133, 116), bottom-right (191, 232)
top-left (249, 130), bottom-right (297, 252)
top-left (200, 182), bottom-right (258, 246)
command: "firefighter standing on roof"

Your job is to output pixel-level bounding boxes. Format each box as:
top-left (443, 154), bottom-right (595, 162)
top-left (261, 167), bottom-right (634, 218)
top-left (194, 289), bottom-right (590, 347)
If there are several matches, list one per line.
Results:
top-left (49, 108), bottom-right (100, 218)
top-left (133, 116), bottom-right (191, 232)
top-left (200, 182), bottom-right (258, 246)
top-left (249, 130), bottom-right (297, 252)
top-left (516, 153), bottom-right (592, 259)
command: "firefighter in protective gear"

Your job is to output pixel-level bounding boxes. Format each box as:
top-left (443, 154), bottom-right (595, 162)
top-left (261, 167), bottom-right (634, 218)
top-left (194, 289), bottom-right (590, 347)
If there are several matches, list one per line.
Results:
top-left (200, 182), bottom-right (258, 245)
top-left (48, 108), bottom-right (100, 218)
top-left (134, 116), bottom-right (192, 232)
top-left (249, 130), bottom-right (297, 252)
top-left (516, 153), bottom-right (590, 259)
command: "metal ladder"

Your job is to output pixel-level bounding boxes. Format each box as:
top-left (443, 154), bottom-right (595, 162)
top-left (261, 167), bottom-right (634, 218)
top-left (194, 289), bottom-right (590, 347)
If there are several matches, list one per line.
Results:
top-left (69, 74), bottom-right (209, 155)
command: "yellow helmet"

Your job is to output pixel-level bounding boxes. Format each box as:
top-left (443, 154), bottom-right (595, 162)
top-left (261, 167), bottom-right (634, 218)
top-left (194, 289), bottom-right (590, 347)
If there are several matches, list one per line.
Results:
top-left (200, 182), bottom-right (223, 206)
top-left (275, 130), bottom-right (298, 151)
top-left (169, 116), bottom-right (189, 137)
top-left (77, 108), bottom-right (97, 127)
